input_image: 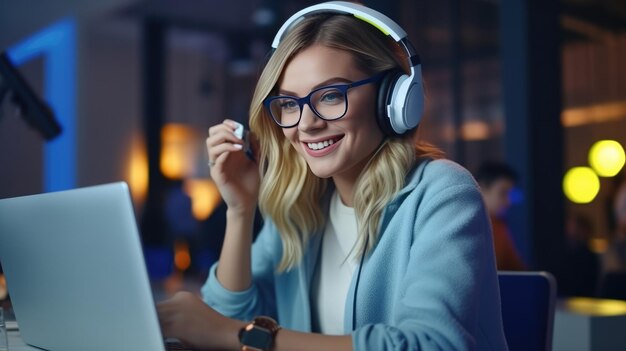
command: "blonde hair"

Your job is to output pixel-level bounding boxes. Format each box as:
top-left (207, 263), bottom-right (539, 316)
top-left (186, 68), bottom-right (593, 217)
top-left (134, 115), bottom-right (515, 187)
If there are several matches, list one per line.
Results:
top-left (249, 14), bottom-right (443, 271)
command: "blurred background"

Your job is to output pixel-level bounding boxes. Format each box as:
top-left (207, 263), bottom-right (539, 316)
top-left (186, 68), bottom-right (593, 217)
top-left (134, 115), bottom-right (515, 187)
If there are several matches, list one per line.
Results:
top-left (0, 0), bottom-right (625, 301)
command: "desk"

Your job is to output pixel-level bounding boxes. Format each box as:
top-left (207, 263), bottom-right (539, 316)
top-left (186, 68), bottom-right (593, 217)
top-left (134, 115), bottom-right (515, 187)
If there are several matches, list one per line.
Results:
top-left (8, 330), bottom-right (38, 351)
top-left (552, 297), bottom-right (626, 350)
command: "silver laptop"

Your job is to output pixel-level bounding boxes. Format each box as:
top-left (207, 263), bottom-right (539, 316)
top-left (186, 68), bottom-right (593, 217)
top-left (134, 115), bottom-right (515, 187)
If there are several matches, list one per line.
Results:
top-left (0, 182), bottom-right (185, 351)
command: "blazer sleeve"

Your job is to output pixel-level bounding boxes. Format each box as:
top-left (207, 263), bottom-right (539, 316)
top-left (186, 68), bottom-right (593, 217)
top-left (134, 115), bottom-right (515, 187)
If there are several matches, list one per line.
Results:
top-left (353, 171), bottom-right (494, 350)
top-left (201, 220), bottom-right (280, 321)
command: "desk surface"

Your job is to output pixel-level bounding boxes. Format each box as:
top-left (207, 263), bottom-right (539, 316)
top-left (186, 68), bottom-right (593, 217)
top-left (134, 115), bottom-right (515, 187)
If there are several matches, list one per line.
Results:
top-left (8, 330), bottom-right (38, 351)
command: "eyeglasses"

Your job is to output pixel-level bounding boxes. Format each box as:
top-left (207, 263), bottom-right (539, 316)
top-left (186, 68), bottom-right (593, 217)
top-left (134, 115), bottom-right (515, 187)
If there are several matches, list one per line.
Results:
top-left (263, 73), bottom-right (384, 128)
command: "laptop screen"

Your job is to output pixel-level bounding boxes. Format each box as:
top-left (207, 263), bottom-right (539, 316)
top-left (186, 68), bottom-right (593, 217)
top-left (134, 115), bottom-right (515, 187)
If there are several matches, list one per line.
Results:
top-left (0, 183), bottom-right (167, 351)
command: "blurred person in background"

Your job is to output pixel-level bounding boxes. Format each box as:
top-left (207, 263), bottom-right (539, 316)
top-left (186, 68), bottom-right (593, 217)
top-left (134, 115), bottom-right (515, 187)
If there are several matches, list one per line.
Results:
top-left (476, 161), bottom-right (526, 271)
top-left (559, 213), bottom-right (600, 297)
top-left (597, 176), bottom-right (626, 300)
top-left (603, 177), bottom-right (626, 273)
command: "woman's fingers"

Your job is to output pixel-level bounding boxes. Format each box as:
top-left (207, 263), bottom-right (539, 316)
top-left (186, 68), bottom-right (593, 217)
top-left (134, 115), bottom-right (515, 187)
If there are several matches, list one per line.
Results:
top-left (207, 143), bottom-right (243, 168)
top-left (156, 292), bottom-right (197, 333)
top-left (207, 119), bottom-right (241, 141)
top-left (206, 120), bottom-right (248, 165)
top-left (206, 129), bottom-right (243, 149)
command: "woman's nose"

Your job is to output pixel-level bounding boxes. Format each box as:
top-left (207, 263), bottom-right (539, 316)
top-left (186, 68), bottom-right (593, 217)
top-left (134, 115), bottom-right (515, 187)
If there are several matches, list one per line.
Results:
top-left (298, 104), bottom-right (326, 131)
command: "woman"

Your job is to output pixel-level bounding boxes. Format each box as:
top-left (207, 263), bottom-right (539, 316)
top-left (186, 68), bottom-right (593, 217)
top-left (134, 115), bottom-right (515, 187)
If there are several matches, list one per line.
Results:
top-left (157, 2), bottom-right (508, 350)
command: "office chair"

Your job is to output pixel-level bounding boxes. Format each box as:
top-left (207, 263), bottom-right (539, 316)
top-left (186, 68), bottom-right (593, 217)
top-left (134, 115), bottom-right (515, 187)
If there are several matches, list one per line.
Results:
top-left (498, 271), bottom-right (557, 351)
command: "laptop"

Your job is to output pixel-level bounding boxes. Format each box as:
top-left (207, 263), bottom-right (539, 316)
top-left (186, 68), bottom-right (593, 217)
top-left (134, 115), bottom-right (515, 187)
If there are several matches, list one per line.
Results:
top-left (0, 182), bottom-right (189, 351)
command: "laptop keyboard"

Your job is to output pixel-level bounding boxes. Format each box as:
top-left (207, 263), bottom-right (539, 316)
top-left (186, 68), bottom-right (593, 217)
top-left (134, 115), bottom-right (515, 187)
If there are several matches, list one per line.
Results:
top-left (165, 340), bottom-right (193, 351)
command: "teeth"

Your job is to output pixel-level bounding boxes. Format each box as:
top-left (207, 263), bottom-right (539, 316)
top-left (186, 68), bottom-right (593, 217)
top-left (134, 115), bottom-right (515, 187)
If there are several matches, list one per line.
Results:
top-left (307, 139), bottom-right (335, 150)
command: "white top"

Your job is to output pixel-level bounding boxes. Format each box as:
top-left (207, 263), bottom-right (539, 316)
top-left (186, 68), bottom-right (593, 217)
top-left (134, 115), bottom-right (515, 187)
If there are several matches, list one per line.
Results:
top-left (311, 191), bottom-right (359, 335)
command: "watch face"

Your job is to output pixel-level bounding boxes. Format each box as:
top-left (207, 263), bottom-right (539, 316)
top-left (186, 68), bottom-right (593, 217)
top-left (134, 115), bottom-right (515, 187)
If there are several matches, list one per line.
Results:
top-left (241, 326), bottom-right (273, 349)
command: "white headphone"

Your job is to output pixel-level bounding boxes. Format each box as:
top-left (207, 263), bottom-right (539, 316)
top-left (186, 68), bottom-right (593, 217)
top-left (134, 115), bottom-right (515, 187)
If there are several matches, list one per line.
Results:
top-left (271, 1), bottom-right (424, 136)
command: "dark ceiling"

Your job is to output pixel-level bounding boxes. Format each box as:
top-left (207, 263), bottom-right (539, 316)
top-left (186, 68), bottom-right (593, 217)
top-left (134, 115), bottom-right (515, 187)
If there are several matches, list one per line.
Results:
top-left (562, 0), bottom-right (626, 43)
top-left (119, 1), bottom-right (626, 32)
top-left (118, 0), bottom-right (626, 64)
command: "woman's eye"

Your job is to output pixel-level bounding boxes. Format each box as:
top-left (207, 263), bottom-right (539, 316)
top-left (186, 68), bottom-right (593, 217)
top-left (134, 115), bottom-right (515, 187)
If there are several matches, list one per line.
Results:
top-left (280, 100), bottom-right (298, 111)
top-left (320, 90), bottom-right (345, 104)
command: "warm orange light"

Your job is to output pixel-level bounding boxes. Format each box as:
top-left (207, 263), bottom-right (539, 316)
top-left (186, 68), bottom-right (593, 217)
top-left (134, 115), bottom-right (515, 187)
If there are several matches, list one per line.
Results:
top-left (460, 121), bottom-right (490, 141)
top-left (589, 237), bottom-right (608, 254)
top-left (160, 124), bottom-right (198, 179)
top-left (562, 101), bottom-right (626, 127)
top-left (184, 179), bottom-right (222, 220)
top-left (127, 136), bottom-right (148, 205)
top-left (174, 240), bottom-right (191, 272)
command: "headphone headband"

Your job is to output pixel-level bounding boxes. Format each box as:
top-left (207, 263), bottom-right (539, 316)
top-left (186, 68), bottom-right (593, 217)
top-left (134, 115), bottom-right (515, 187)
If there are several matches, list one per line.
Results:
top-left (271, 1), bottom-right (407, 48)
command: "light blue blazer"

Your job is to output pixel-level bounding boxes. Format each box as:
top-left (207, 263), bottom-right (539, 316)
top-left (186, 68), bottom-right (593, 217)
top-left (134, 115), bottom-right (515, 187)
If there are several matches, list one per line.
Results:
top-left (202, 159), bottom-right (509, 350)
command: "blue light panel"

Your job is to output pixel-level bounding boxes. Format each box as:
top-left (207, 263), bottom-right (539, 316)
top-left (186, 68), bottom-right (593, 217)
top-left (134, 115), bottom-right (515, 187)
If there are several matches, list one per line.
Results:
top-left (7, 18), bottom-right (76, 192)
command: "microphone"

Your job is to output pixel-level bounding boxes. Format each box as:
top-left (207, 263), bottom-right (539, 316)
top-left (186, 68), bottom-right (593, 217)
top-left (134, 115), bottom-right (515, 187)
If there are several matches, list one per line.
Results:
top-left (0, 51), bottom-right (62, 141)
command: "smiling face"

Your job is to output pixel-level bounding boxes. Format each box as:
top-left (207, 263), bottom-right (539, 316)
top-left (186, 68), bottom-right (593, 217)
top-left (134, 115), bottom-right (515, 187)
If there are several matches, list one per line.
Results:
top-left (278, 44), bottom-right (384, 185)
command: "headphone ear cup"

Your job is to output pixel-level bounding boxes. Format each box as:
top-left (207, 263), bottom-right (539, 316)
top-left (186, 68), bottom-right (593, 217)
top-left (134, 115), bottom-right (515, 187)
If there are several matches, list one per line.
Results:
top-left (376, 70), bottom-right (404, 137)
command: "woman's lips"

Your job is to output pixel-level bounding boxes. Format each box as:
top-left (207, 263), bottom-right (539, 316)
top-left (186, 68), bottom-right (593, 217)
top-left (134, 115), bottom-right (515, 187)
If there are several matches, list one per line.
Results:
top-left (302, 135), bottom-right (344, 157)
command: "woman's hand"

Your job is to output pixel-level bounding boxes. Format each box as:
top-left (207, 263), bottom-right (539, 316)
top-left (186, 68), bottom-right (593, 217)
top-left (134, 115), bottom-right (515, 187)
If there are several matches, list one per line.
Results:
top-left (206, 119), bottom-right (260, 215)
top-left (157, 291), bottom-right (244, 351)
top-left (158, 292), bottom-right (354, 351)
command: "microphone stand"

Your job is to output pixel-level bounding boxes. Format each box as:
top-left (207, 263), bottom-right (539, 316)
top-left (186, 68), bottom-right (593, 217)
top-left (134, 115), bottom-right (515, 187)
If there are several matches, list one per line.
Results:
top-left (0, 52), bottom-right (62, 141)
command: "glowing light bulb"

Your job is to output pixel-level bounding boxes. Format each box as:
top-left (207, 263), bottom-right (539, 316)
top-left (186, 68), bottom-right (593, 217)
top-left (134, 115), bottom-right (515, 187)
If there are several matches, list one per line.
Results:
top-left (184, 179), bottom-right (222, 220)
top-left (589, 140), bottom-right (625, 177)
top-left (563, 167), bottom-right (600, 204)
top-left (160, 124), bottom-right (198, 179)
